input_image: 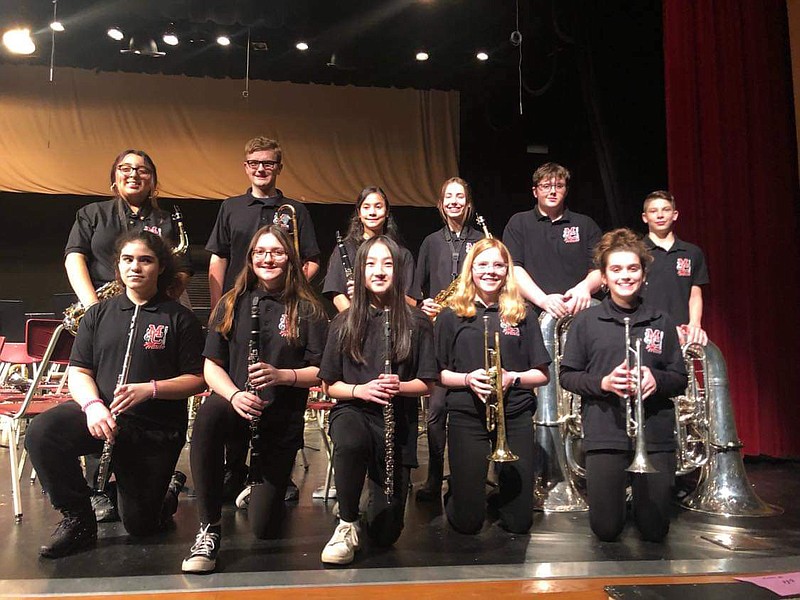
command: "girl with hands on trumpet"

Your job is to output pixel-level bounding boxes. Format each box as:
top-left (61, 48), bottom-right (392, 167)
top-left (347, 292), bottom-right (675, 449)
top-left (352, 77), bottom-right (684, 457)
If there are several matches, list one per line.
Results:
top-left (559, 228), bottom-right (688, 543)
top-left (318, 236), bottom-right (437, 565)
top-left (182, 226), bottom-right (328, 574)
top-left (435, 238), bottom-right (550, 535)
top-left (27, 231), bottom-right (205, 559)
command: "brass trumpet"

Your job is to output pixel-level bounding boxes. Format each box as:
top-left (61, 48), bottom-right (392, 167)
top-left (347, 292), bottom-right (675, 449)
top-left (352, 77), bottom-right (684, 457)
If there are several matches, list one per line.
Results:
top-left (623, 317), bottom-right (657, 474)
top-left (273, 204), bottom-right (300, 257)
top-left (483, 316), bottom-right (518, 462)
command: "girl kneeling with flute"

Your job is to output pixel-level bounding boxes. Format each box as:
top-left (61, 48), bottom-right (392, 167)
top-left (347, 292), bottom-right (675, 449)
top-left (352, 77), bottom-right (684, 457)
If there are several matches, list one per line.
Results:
top-left (318, 235), bottom-right (437, 565)
top-left (182, 225), bottom-right (328, 574)
top-left (559, 228), bottom-right (687, 542)
top-left (28, 230), bottom-right (205, 559)
top-left (434, 237), bottom-right (550, 534)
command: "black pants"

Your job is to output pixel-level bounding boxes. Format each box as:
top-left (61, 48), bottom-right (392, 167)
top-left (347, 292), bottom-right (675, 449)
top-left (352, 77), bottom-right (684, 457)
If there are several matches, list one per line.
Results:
top-left (190, 393), bottom-right (303, 539)
top-left (26, 402), bottom-right (184, 536)
top-left (423, 384), bottom-right (447, 483)
top-left (328, 403), bottom-right (412, 547)
top-left (445, 408), bottom-right (534, 535)
top-left (585, 449), bottom-right (676, 542)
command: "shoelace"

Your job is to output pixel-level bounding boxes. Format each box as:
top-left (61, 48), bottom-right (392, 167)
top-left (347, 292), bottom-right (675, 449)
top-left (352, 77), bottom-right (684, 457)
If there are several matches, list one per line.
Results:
top-left (331, 523), bottom-right (355, 546)
top-left (190, 524), bottom-right (219, 556)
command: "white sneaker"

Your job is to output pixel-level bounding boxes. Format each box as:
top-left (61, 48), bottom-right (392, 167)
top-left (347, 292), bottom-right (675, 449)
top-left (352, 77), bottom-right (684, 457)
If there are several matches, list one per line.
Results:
top-left (321, 521), bottom-right (360, 564)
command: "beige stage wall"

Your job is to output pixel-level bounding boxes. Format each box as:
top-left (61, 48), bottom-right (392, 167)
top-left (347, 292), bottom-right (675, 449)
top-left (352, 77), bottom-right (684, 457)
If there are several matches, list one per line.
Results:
top-left (0, 65), bottom-right (459, 206)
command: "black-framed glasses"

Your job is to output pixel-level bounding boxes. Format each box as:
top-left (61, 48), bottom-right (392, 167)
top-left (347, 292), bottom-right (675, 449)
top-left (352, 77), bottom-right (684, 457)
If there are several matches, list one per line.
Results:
top-left (117, 164), bottom-right (153, 177)
top-left (252, 248), bottom-right (287, 260)
top-left (536, 182), bottom-right (566, 192)
top-left (245, 160), bottom-right (281, 171)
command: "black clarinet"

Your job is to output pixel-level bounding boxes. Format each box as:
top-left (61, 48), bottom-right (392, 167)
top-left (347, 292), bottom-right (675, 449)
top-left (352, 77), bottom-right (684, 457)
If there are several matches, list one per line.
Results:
top-left (96, 304), bottom-right (140, 493)
top-left (382, 307), bottom-right (395, 499)
top-left (336, 230), bottom-right (354, 282)
top-left (246, 295), bottom-right (264, 486)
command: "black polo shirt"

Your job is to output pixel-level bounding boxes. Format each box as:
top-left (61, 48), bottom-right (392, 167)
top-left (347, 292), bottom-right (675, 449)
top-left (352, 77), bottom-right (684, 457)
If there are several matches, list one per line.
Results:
top-left (204, 290), bottom-right (329, 413)
top-left (559, 298), bottom-right (687, 452)
top-left (322, 239), bottom-right (417, 300)
top-left (502, 208), bottom-right (602, 295)
top-left (70, 293), bottom-right (204, 433)
top-left (319, 308), bottom-right (437, 465)
top-left (410, 226), bottom-right (484, 299)
top-left (434, 303), bottom-right (551, 418)
top-left (642, 236), bottom-right (709, 326)
top-left (65, 199), bottom-right (193, 288)
top-left (205, 189), bottom-right (320, 293)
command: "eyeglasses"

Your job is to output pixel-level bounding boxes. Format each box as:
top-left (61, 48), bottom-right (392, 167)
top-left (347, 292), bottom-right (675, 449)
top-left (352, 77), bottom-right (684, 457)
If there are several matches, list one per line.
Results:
top-left (536, 182), bottom-right (566, 192)
top-left (252, 248), bottom-right (287, 260)
top-left (472, 262), bottom-right (508, 274)
top-left (117, 164), bottom-right (153, 177)
top-left (246, 160), bottom-right (281, 171)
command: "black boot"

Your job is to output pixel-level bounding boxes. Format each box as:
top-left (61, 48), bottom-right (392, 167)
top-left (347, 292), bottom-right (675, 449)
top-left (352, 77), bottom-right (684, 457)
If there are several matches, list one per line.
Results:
top-left (40, 508), bottom-right (97, 558)
top-left (416, 440), bottom-right (444, 502)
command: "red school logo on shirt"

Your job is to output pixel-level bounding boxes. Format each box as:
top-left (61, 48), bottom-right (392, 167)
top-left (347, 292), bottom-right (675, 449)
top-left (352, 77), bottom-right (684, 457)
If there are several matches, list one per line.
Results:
top-left (500, 319), bottom-right (520, 337)
top-left (643, 328), bottom-right (663, 355)
top-left (143, 225), bottom-right (162, 236)
top-left (143, 324), bottom-right (168, 350)
top-left (465, 242), bottom-right (474, 254)
top-left (278, 313), bottom-right (289, 338)
top-left (676, 258), bottom-right (692, 277)
top-left (562, 226), bottom-right (580, 243)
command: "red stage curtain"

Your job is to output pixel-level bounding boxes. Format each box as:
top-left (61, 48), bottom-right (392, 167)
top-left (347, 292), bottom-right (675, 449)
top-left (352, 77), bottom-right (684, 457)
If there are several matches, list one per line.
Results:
top-left (664, 1), bottom-right (800, 457)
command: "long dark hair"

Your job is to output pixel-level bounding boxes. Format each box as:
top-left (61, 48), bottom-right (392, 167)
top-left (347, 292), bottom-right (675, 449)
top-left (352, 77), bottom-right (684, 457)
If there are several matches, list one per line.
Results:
top-left (343, 186), bottom-right (402, 247)
top-left (113, 230), bottom-right (176, 294)
top-left (339, 235), bottom-right (413, 364)
top-left (215, 225), bottom-right (324, 343)
top-left (110, 149), bottom-right (159, 209)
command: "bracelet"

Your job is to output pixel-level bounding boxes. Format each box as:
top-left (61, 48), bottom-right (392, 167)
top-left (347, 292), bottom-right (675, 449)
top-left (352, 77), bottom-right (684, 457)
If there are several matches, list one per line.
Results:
top-left (290, 369), bottom-right (297, 386)
top-left (351, 384), bottom-right (358, 399)
top-left (229, 390), bottom-right (244, 403)
top-left (464, 373), bottom-right (470, 387)
top-left (150, 379), bottom-right (158, 399)
top-left (81, 398), bottom-right (104, 413)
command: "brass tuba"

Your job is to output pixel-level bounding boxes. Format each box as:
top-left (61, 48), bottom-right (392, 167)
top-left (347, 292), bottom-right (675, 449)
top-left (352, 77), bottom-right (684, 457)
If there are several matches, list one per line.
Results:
top-left (483, 316), bottom-right (518, 462)
top-left (273, 204), bottom-right (300, 257)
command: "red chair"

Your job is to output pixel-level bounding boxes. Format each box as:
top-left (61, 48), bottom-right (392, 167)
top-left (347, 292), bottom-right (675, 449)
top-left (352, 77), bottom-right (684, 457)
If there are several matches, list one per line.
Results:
top-left (0, 321), bottom-right (74, 522)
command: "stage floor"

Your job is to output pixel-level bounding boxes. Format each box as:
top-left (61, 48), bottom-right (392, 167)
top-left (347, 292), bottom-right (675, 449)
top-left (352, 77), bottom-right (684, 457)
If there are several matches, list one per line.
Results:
top-left (1, 419), bottom-right (798, 598)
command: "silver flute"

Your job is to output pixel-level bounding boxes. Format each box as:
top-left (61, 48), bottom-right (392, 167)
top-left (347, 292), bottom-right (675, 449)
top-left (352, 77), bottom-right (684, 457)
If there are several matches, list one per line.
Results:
top-left (382, 307), bottom-right (395, 499)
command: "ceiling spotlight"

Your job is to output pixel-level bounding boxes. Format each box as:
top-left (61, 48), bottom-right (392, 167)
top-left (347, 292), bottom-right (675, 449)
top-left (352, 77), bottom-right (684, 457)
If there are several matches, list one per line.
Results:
top-left (476, 51), bottom-right (488, 61)
top-left (3, 28), bottom-right (36, 55)
top-left (120, 36), bottom-right (166, 57)
top-left (415, 51), bottom-right (429, 61)
top-left (163, 33), bottom-right (178, 46)
top-left (50, 21), bottom-right (65, 32)
top-left (295, 41), bottom-right (309, 51)
top-left (216, 35), bottom-right (230, 46)
top-left (107, 27), bottom-right (124, 41)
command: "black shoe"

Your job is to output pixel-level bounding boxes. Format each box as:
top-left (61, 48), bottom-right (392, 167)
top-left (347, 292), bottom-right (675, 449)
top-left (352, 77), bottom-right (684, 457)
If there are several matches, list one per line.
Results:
top-left (91, 492), bottom-right (119, 523)
top-left (284, 480), bottom-right (299, 502)
top-left (40, 510), bottom-right (98, 558)
top-left (416, 480), bottom-right (442, 502)
top-left (181, 524), bottom-right (221, 574)
top-left (169, 470), bottom-right (187, 497)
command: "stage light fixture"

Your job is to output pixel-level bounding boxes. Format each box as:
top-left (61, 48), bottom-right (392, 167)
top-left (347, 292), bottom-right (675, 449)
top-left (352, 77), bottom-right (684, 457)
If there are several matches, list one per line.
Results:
top-left (415, 51), bottom-right (429, 61)
top-left (163, 33), bottom-right (178, 46)
top-left (296, 41), bottom-right (309, 51)
top-left (120, 36), bottom-right (166, 57)
top-left (217, 35), bottom-right (230, 46)
top-left (476, 51), bottom-right (488, 61)
top-left (107, 27), bottom-right (124, 41)
top-left (3, 28), bottom-right (36, 55)
top-left (50, 21), bottom-right (64, 32)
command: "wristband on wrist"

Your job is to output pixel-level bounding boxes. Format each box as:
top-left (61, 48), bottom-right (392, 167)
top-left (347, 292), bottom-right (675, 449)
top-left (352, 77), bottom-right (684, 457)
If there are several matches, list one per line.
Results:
top-left (290, 369), bottom-right (297, 386)
top-left (81, 398), bottom-right (104, 413)
top-left (464, 373), bottom-right (469, 387)
top-left (351, 384), bottom-right (358, 399)
top-left (229, 390), bottom-right (244, 403)
top-left (150, 379), bottom-right (158, 398)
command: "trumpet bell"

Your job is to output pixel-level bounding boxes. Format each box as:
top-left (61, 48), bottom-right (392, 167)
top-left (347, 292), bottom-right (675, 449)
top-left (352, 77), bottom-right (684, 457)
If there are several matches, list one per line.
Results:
top-left (625, 452), bottom-right (658, 474)
top-left (488, 446), bottom-right (519, 463)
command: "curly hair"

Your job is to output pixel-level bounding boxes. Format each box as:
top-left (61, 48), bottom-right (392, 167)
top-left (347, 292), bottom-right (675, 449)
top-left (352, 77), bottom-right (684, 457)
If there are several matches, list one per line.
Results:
top-left (593, 228), bottom-right (653, 273)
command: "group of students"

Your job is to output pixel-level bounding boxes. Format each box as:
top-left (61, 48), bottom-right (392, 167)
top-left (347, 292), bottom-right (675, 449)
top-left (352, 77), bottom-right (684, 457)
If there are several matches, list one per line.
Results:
top-left (24, 138), bottom-right (709, 573)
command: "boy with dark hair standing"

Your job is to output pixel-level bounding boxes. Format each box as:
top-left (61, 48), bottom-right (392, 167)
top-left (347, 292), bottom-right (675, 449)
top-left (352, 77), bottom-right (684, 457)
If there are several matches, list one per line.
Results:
top-left (641, 191), bottom-right (709, 346)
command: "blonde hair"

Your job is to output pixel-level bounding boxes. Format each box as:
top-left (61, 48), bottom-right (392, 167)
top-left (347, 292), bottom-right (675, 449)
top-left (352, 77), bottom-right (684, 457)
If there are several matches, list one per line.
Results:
top-left (446, 238), bottom-right (527, 326)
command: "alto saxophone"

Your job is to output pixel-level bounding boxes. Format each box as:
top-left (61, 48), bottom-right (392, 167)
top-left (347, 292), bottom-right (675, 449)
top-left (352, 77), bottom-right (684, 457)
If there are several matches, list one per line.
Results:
top-left (382, 307), bottom-right (396, 498)
top-left (483, 316), bottom-right (518, 462)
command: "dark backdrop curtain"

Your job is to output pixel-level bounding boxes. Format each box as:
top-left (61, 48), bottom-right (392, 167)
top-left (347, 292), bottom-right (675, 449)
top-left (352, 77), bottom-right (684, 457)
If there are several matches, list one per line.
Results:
top-left (664, 0), bottom-right (800, 457)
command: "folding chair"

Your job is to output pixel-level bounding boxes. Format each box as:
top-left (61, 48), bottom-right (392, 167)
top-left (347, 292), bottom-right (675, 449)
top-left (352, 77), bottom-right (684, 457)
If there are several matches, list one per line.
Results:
top-left (306, 387), bottom-right (336, 502)
top-left (0, 321), bottom-right (74, 522)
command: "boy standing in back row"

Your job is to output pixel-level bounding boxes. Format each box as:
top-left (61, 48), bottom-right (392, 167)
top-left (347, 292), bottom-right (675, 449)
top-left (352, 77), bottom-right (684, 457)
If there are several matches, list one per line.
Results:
top-left (641, 190), bottom-right (709, 346)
